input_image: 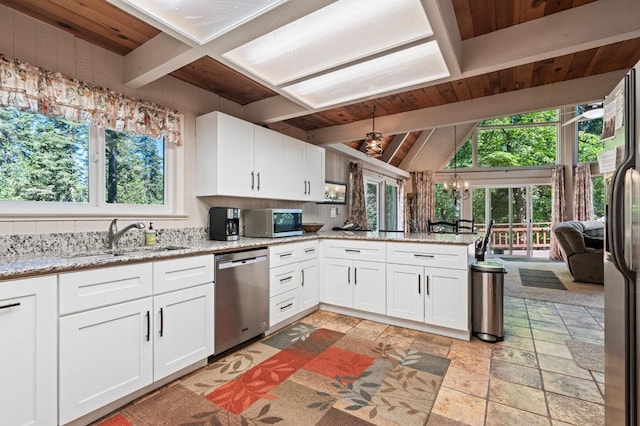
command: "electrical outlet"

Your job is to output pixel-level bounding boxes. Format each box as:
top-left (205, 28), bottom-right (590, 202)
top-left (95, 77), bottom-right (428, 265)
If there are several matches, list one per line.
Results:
top-left (330, 207), bottom-right (338, 218)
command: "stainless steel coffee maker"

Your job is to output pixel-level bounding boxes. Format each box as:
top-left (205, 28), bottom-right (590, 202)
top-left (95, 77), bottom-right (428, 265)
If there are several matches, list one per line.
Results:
top-left (208, 207), bottom-right (240, 241)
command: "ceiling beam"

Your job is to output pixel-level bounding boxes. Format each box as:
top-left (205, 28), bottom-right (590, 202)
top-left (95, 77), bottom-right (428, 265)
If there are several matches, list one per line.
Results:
top-left (306, 70), bottom-right (627, 145)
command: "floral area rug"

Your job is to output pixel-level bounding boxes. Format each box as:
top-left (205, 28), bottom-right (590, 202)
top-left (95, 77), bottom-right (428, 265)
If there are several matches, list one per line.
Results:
top-left (97, 322), bottom-right (450, 426)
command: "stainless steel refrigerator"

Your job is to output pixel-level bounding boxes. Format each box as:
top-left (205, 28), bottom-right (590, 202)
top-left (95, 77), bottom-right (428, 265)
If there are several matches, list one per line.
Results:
top-left (604, 62), bottom-right (639, 426)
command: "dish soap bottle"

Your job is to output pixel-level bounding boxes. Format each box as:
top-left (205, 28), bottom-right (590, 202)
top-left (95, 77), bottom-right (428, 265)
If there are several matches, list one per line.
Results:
top-left (145, 222), bottom-right (157, 246)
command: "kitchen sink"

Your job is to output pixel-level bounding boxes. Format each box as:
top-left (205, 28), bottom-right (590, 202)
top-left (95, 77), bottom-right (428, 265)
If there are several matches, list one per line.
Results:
top-left (64, 246), bottom-right (191, 261)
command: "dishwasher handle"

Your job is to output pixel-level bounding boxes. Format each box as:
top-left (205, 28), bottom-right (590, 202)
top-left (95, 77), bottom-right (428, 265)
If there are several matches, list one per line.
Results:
top-left (217, 255), bottom-right (268, 270)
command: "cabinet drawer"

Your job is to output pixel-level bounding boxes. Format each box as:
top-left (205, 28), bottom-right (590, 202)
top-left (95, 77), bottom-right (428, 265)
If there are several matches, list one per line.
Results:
top-left (59, 263), bottom-right (153, 315)
top-left (269, 289), bottom-right (299, 327)
top-left (296, 240), bottom-right (319, 260)
top-left (270, 264), bottom-right (300, 297)
top-left (153, 255), bottom-right (214, 295)
top-left (269, 243), bottom-right (299, 268)
top-left (322, 240), bottom-right (386, 262)
top-left (386, 242), bottom-right (469, 270)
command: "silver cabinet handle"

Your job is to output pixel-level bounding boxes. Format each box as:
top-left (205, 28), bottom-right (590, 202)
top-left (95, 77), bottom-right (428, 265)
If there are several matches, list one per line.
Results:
top-left (426, 276), bottom-right (430, 296)
top-left (304, 248), bottom-right (316, 253)
top-left (345, 249), bottom-right (361, 253)
top-left (301, 269), bottom-right (305, 286)
top-left (145, 311), bottom-right (150, 342)
top-left (348, 266), bottom-right (351, 284)
top-left (414, 254), bottom-right (435, 259)
top-left (0, 302), bottom-right (20, 310)
top-left (279, 252), bottom-right (293, 258)
top-left (307, 181), bottom-right (311, 195)
top-left (251, 171), bottom-right (255, 190)
top-left (354, 267), bottom-right (357, 285)
top-left (304, 180), bottom-right (308, 195)
top-left (159, 307), bottom-right (164, 337)
top-left (280, 276), bottom-right (293, 283)
top-left (418, 275), bottom-right (421, 294)
top-left (257, 172), bottom-right (261, 191)
top-left (280, 303), bottom-right (293, 311)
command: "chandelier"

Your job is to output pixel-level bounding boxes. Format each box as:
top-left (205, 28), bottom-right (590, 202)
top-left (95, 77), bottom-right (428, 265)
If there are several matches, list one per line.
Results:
top-left (365, 106), bottom-right (383, 158)
top-left (442, 125), bottom-right (470, 203)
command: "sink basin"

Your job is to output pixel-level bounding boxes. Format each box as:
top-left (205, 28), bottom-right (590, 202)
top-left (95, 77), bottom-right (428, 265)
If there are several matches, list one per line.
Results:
top-left (64, 246), bottom-right (191, 261)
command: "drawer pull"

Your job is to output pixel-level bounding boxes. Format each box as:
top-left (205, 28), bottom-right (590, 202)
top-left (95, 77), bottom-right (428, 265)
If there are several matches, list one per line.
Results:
top-left (345, 249), bottom-right (361, 253)
top-left (280, 276), bottom-right (293, 283)
top-left (159, 307), bottom-right (164, 337)
top-left (279, 252), bottom-right (293, 258)
top-left (145, 311), bottom-right (150, 342)
top-left (0, 302), bottom-right (20, 310)
top-left (414, 254), bottom-right (435, 259)
top-left (304, 248), bottom-right (316, 253)
top-left (280, 303), bottom-right (293, 311)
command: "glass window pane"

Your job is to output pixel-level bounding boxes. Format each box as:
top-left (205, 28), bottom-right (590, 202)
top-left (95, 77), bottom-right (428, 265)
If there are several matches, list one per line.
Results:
top-left (0, 106), bottom-right (89, 202)
top-left (472, 188), bottom-right (486, 226)
top-left (477, 126), bottom-right (557, 167)
top-left (434, 183), bottom-right (459, 223)
top-left (577, 105), bottom-right (604, 162)
top-left (105, 130), bottom-right (165, 205)
top-left (444, 137), bottom-right (472, 169)
top-left (385, 183), bottom-right (398, 230)
top-left (592, 176), bottom-right (605, 220)
top-left (365, 181), bottom-right (379, 231)
top-left (480, 110), bottom-right (559, 126)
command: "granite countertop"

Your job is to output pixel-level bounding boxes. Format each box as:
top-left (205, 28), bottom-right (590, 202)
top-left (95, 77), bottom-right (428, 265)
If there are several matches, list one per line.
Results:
top-left (0, 231), bottom-right (479, 280)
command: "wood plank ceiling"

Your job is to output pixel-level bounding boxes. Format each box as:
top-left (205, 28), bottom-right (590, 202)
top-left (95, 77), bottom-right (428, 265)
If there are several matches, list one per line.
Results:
top-left (1, 0), bottom-right (639, 168)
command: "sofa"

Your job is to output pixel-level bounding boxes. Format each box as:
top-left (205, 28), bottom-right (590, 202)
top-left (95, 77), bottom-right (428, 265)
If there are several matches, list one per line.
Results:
top-left (551, 220), bottom-right (604, 284)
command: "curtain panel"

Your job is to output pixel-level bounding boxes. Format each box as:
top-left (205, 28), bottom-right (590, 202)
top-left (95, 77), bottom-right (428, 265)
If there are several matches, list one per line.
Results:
top-left (550, 165), bottom-right (566, 260)
top-left (348, 162), bottom-right (368, 228)
top-left (574, 163), bottom-right (594, 221)
top-left (410, 171), bottom-right (435, 232)
top-left (398, 178), bottom-right (407, 232)
top-left (0, 55), bottom-right (183, 146)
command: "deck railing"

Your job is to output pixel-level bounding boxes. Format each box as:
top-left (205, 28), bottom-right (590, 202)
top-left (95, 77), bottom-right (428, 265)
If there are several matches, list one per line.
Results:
top-left (477, 222), bottom-right (552, 251)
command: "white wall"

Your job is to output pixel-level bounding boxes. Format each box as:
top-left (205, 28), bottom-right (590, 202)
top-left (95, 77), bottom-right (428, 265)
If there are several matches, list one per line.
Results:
top-left (0, 5), bottom-right (351, 235)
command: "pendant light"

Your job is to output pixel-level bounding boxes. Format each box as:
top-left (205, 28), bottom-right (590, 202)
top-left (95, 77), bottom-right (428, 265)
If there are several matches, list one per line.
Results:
top-left (365, 106), bottom-right (383, 158)
top-left (442, 125), bottom-right (470, 204)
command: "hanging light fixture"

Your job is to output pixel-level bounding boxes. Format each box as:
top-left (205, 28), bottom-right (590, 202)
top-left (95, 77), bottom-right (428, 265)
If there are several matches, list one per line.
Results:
top-left (365, 106), bottom-right (383, 158)
top-left (442, 125), bottom-right (470, 204)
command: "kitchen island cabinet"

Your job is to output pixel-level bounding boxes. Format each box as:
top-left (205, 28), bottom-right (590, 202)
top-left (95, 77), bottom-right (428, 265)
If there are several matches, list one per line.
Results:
top-left (0, 275), bottom-right (57, 426)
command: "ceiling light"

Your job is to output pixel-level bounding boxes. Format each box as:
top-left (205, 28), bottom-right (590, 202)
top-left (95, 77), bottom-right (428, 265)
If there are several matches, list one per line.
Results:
top-left (365, 106), bottom-right (383, 158)
top-left (108, 0), bottom-right (287, 45)
top-left (223, 0), bottom-right (433, 85)
top-left (282, 41), bottom-right (449, 109)
top-left (442, 126), bottom-right (469, 204)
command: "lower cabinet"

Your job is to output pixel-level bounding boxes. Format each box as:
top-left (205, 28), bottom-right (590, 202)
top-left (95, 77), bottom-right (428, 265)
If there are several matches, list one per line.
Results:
top-left (59, 298), bottom-right (154, 425)
top-left (268, 241), bottom-right (319, 328)
top-left (387, 263), bottom-right (469, 330)
top-left (59, 255), bottom-right (214, 424)
top-left (0, 275), bottom-right (57, 426)
top-left (323, 258), bottom-right (386, 314)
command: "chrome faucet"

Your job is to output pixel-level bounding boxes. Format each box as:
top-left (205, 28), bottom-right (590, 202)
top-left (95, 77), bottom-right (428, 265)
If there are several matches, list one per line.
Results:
top-left (108, 219), bottom-right (145, 250)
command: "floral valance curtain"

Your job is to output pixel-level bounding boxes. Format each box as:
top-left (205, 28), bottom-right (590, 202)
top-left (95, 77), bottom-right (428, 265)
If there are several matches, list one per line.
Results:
top-left (549, 165), bottom-right (566, 260)
top-left (574, 163), bottom-right (594, 221)
top-left (0, 55), bottom-right (183, 145)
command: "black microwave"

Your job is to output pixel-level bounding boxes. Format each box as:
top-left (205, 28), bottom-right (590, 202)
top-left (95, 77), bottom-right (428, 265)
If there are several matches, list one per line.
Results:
top-left (243, 209), bottom-right (303, 238)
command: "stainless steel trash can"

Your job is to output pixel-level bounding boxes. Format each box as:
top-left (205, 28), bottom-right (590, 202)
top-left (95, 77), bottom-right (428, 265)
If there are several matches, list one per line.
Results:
top-left (471, 261), bottom-right (507, 342)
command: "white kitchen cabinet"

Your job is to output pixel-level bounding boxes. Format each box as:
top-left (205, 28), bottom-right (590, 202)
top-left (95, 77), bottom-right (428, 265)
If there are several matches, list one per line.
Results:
top-left (153, 284), bottom-right (214, 381)
top-left (303, 143), bottom-right (326, 202)
top-left (386, 242), bottom-right (470, 332)
top-left (196, 111), bottom-right (325, 202)
top-left (323, 257), bottom-right (386, 314)
top-left (59, 256), bottom-right (214, 424)
top-left (195, 111), bottom-right (255, 198)
top-left (0, 275), bottom-right (57, 426)
top-left (268, 241), bottom-right (320, 328)
top-left (59, 297), bottom-right (154, 425)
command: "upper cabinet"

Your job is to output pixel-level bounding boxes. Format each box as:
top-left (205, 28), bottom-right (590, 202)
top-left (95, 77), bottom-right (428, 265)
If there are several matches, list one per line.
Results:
top-left (196, 111), bottom-right (325, 202)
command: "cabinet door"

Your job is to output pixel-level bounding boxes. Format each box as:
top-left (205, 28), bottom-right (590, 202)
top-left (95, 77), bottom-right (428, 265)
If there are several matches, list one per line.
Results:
top-left (304, 144), bottom-right (325, 202)
top-left (424, 267), bottom-right (469, 331)
top-left (154, 284), bottom-right (214, 381)
top-left (59, 298), bottom-right (153, 424)
top-left (386, 263), bottom-right (424, 322)
top-left (254, 125), bottom-right (284, 199)
top-left (299, 259), bottom-right (319, 311)
top-left (283, 135), bottom-right (305, 199)
top-left (352, 261), bottom-right (386, 314)
top-left (0, 276), bottom-right (57, 426)
top-left (322, 258), bottom-right (353, 307)
top-left (215, 112), bottom-right (256, 197)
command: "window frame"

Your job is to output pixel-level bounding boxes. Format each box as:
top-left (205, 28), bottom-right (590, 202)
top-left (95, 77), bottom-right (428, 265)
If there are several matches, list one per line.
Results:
top-left (0, 110), bottom-right (183, 218)
top-left (363, 170), bottom-right (399, 231)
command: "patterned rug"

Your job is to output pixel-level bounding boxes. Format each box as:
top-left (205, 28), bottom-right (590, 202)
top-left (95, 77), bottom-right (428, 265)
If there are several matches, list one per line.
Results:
top-left (96, 322), bottom-right (450, 426)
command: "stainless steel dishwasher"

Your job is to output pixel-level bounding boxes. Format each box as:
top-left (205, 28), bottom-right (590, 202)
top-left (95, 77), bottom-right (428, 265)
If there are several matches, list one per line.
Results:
top-left (214, 248), bottom-right (269, 354)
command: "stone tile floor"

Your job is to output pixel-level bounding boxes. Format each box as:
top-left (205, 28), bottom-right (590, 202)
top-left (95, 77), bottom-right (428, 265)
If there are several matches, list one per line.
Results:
top-left (302, 296), bottom-right (605, 426)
